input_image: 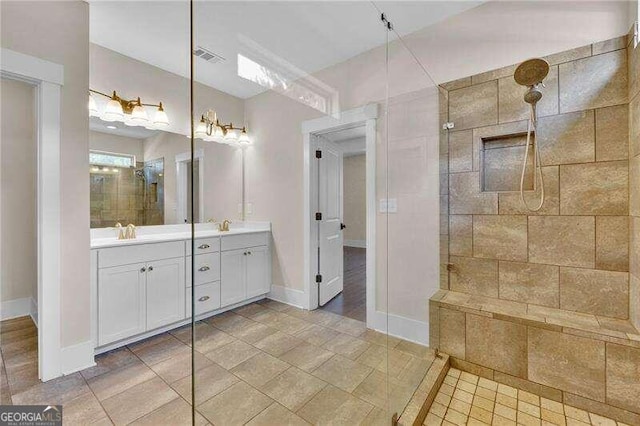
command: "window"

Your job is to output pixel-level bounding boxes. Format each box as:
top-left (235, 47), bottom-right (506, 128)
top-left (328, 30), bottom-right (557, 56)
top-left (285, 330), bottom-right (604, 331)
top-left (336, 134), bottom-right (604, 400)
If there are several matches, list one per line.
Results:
top-left (89, 150), bottom-right (135, 168)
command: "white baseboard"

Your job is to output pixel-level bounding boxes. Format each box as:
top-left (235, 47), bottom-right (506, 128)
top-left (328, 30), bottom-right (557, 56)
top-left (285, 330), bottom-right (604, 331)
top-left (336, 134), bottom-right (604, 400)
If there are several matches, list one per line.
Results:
top-left (344, 239), bottom-right (366, 248)
top-left (1, 297), bottom-right (38, 322)
top-left (61, 340), bottom-right (95, 375)
top-left (368, 311), bottom-right (429, 346)
top-left (268, 285), bottom-right (307, 309)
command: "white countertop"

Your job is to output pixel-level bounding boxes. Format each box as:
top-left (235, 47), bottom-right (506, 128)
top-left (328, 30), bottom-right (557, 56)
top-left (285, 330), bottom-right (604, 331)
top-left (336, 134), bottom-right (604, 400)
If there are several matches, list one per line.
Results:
top-left (91, 222), bottom-right (271, 249)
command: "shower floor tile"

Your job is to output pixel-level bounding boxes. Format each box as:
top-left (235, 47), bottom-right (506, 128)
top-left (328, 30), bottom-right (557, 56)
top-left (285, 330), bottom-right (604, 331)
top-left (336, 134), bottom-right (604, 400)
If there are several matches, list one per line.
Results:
top-left (424, 368), bottom-right (624, 426)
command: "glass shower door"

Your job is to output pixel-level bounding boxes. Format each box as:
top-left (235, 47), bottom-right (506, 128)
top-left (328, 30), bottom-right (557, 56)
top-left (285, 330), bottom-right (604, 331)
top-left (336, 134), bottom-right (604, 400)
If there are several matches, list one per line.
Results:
top-left (190, 2), bottom-right (394, 424)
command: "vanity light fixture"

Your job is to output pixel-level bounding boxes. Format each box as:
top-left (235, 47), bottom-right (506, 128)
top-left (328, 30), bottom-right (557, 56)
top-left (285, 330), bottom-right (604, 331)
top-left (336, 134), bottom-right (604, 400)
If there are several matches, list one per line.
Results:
top-left (89, 89), bottom-right (169, 128)
top-left (197, 109), bottom-right (252, 146)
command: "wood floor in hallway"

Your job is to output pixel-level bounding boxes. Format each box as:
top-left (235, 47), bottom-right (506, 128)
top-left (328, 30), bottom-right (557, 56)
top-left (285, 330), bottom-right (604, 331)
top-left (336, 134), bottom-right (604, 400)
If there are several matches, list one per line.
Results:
top-left (320, 246), bottom-right (366, 322)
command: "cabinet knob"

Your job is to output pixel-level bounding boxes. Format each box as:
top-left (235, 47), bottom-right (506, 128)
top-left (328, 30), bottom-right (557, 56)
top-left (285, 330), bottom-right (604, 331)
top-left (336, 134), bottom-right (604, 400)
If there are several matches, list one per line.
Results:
top-left (140, 267), bottom-right (146, 273)
top-left (198, 244), bottom-right (210, 249)
top-left (148, 266), bottom-right (154, 271)
top-left (198, 266), bottom-right (210, 272)
top-left (243, 252), bottom-right (247, 256)
top-left (248, 251), bottom-right (252, 255)
top-left (198, 296), bottom-right (210, 302)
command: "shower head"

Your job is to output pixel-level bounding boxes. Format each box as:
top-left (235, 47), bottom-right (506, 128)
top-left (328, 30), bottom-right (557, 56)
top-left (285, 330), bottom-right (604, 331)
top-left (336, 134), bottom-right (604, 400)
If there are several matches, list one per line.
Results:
top-left (514, 58), bottom-right (549, 87)
top-left (514, 58), bottom-right (549, 105)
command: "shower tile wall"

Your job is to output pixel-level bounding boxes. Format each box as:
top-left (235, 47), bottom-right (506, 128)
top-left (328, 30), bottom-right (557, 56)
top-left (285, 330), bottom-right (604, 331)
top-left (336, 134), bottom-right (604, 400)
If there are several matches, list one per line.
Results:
top-left (440, 36), bottom-right (632, 320)
top-left (629, 28), bottom-right (640, 330)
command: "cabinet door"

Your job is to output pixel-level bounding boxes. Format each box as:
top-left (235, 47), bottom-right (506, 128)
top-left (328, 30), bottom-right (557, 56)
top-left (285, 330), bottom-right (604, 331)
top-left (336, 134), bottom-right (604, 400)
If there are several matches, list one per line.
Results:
top-left (246, 246), bottom-right (269, 298)
top-left (220, 249), bottom-right (246, 307)
top-left (98, 262), bottom-right (146, 346)
top-left (146, 257), bottom-right (186, 330)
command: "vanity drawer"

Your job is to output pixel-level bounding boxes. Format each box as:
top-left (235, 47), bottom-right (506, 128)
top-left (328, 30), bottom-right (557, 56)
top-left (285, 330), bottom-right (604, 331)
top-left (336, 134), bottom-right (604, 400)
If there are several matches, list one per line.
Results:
top-left (186, 282), bottom-right (221, 316)
top-left (99, 241), bottom-right (185, 268)
top-left (221, 233), bottom-right (268, 251)
top-left (186, 253), bottom-right (220, 286)
top-left (187, 237), bottom-right (220, 256)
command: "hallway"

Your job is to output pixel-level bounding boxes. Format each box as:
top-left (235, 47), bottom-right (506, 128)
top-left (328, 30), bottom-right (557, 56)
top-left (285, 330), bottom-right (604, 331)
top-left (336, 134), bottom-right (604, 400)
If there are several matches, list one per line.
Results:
top-left (320, 247), bottom-right (366, 322)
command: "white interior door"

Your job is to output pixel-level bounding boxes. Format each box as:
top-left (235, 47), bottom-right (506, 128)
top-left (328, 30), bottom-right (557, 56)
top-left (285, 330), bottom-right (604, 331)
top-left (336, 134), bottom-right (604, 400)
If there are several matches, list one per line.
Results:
top-left (317, 137), bottom-right (344, 306)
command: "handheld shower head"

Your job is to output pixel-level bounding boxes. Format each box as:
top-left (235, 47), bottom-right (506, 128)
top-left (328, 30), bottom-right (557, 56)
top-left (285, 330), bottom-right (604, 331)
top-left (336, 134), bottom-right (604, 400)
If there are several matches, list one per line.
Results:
top-left (514, 58), bottom-right (549, 106)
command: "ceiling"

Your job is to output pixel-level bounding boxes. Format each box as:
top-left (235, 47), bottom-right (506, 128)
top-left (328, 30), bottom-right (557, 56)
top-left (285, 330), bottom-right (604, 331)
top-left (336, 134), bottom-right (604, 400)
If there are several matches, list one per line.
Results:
top-left (88, 1), bottom-right (481, 99)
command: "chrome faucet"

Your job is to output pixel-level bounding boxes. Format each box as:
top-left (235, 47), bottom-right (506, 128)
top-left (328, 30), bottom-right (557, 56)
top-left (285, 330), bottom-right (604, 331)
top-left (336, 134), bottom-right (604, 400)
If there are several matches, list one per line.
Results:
top-left (218, 220), bottom-right (231, 232)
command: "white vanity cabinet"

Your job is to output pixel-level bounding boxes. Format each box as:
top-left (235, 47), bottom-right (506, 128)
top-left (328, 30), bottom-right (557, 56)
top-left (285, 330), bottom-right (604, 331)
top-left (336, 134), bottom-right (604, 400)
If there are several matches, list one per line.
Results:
top-left (96, 241), bottom-right (186, 346)
top-left (93, 228), bottom-right (271, 351)
top-left (220, 234), bottom-right (270, 307)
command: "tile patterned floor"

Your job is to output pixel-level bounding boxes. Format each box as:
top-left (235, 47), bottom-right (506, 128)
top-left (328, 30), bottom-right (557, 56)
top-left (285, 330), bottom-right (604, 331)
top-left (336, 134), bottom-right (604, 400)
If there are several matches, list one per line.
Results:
top-left (424, 368), bottom-right (625, 426)
top-left (1, 299), bottom-right (435, 425)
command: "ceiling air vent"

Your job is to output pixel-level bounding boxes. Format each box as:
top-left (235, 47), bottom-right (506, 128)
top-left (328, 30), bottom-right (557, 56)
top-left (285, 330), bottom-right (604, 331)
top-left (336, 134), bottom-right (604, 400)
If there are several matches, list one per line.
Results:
top-left (193, 46), bottom-right (226, 64)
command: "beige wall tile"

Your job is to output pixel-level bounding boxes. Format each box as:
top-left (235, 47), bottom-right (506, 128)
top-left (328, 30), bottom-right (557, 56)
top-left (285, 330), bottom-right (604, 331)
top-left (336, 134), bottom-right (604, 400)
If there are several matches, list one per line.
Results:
top-left (630, 155), bottom-right (640, 216)
top-left (499, 166), bottom-right (560, 215)
top-left (596, 216), bottom-right (629, 271)
top-left (466, 314), bottom-right (527, 377)
top-left (449, 130), bottom-right (473, 173)
top-left (449, 256), bottom-right (499, 297)
top-left (629, 38), bottom-right (640, 102)
top-left (528, 328), bottom-right (606, 402)
top-left (595, 104), bottom-right (629, 161)
top-left (630, 93), bottom-right (640, 157)
top-left (439, 308), bottom-right (465, 359)
top-left (449, 215), bottom-right (473, 256)
top-left (631, 217), bottom-right (640, 280)
top-left (559, 161), bottom-right (628, 215)
top-left (473, 215), bottom-right (528, 262)
top-left (630, 275), bottom-right (640, 330)
top-left (528, 216), bottom-right (595, 268)
top-left (498, 261), bottom-right (560, 308)
top-left (606, 343), bottom-right (640, 413)
top-left (544, 45), bottom-right (592, 66)
top-left (592, 36), bottom-right (628, 55)
top-left (471, 64), bottom-right (517, 85)
top-left (449, 172), bottom-right (498, 214)
top-left (537, 110), bottom-right (595, 165)
top-left (449, 81), bottom-right (498, 131)
top-left (559, 50), bottom-right (627, 113)
top-left (498, 66), bottom-right (558, 123)
top-left (441, 77), bottom-right (472, 92)
top-left (559, 267), bottom-right (629, 319)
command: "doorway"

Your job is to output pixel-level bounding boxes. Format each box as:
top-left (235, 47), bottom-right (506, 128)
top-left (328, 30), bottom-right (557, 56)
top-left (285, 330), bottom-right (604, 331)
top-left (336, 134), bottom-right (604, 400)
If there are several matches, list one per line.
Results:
top-left (302, 104), bottom-right (377, 328)
top-left (318, 130), bottom-right (367, 321)
top-left (1, 77), bottom-right (40, 394)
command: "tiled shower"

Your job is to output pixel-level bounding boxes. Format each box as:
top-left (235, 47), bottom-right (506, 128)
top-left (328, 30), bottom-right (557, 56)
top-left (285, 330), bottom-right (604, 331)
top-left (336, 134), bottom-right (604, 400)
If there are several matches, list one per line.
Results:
top-left (432, 32), bottom-right (640, 424)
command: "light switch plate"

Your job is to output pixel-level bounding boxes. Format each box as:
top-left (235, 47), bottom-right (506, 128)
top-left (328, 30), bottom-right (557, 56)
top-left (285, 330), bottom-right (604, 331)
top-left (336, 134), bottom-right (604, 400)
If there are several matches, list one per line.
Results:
top-left (246, 202), bottom-right (253, 215)
top-left (387, 198), bottom-right (397, 213)
top-left (379, 199), bottom-right (388, 213)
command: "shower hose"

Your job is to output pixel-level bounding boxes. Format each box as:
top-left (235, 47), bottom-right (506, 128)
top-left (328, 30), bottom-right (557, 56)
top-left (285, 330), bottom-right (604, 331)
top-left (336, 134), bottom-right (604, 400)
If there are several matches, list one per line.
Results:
top-left (520, 106), bottom-right (545, 212)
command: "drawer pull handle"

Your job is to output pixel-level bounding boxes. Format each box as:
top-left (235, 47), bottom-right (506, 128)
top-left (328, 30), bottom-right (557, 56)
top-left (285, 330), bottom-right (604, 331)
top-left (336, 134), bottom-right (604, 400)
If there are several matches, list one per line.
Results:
top-left (199, 266), bottom-right (210, 272)
top-left (198, 244), bottom-right (210, 249)
top-left (198, 296), bottom-right (210, 302)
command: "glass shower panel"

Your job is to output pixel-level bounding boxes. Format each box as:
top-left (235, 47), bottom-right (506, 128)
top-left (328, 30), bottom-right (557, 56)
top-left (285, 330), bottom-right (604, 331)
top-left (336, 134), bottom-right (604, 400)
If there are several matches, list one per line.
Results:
top-left (191, 2), bottom-right (392, 424)
top-left (380, 10), bottom-right (443, 421)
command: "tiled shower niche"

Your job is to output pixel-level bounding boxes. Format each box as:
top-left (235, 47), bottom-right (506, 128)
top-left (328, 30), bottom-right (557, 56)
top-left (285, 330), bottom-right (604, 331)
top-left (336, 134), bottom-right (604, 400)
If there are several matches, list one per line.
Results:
top-left (433, 33), bottom-right (640, 424)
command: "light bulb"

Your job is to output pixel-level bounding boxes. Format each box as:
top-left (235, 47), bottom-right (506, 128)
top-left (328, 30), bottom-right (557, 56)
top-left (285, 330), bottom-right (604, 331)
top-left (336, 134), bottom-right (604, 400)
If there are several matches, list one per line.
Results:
top-left (212, 126), bottom-right (225, 143)
top-left (238, 129), bottom-right (251, 145)
top-left (224, 128), bottom-right (238, 143)
top-left (153, 102), bottom-right (169, 127)
top-left (128, 99), bottom-right (149, 126)
top-left (88, 94), bottom-right (99, 117)
top-left (195, 116), bottom-right (208, 139)
top-left (103, 94), bottom-right (124, 122)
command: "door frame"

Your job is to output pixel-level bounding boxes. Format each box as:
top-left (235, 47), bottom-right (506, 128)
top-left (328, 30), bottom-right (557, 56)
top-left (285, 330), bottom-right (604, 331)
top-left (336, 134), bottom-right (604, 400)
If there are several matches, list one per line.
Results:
top-left (1, 48), bottom-right (64, 381)
top-left (301, 104), bottom-right (378, 326)
top-left (176, 149), bottom-right (204, 223)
